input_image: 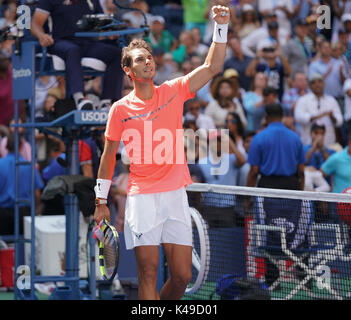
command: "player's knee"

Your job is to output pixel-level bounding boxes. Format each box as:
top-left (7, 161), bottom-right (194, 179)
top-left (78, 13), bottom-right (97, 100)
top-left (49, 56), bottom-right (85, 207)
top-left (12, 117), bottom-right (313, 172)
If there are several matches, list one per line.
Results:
top-left (172, 270), bottom-right (192, 288)
top-left (138, 264), bottom-right (158, 284)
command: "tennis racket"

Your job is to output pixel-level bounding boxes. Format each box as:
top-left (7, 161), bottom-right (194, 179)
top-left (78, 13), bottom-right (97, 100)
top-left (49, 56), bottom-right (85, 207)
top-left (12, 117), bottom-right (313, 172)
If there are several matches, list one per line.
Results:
top-left (93, 218), bottom-right (120, 281)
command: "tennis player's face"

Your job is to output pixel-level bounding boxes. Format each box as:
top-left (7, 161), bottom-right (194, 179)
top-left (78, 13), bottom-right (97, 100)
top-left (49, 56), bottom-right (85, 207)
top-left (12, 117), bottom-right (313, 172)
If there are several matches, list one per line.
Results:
top-left (129, 48), bottom-right (155, 80)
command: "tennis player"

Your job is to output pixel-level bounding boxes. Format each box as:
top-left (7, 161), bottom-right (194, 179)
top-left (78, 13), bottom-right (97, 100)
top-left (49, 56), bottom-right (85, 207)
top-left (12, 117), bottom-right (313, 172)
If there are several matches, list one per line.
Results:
top-left (94, 5), bottom-right (230, 300)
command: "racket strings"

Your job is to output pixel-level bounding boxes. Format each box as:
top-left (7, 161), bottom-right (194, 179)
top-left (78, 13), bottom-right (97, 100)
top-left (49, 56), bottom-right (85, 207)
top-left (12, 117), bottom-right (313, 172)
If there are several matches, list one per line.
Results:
top-left (102, 228), bottom-right (119, 278)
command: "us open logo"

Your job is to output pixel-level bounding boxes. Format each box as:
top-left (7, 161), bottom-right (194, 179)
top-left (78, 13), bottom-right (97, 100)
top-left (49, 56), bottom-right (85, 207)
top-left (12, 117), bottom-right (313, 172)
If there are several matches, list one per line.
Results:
top-left (81, 111), bottom-right (109, 122)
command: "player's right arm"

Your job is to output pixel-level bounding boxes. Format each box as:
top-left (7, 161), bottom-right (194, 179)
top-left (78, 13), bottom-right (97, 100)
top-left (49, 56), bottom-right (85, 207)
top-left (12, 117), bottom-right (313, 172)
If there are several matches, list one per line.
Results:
top-left (31, 9), bottom-right (54, 47)
top-left (187, 5), bottom-right (229, 93)
top-left (94, 139), bottom-right (120, 224)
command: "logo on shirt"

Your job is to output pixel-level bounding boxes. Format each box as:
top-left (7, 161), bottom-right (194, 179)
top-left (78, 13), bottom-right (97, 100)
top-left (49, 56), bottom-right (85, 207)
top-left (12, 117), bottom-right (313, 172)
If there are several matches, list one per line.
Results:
top-left (135, 232), bottom-right (143, 239)
top-left (121, 93), bottom-right (177, 123)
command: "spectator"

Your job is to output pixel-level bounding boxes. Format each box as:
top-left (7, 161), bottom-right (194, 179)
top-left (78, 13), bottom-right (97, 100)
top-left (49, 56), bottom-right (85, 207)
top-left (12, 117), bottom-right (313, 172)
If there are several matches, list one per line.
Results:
top-left (236, 4), bottom-right (260, 40)
top-left (321, 132), bottom-right (351, 193)
top-left (343, 78), bottom-right (351, 145)
top-left (184, 98), bottom-right (216, 131)
top-left (205, 76), bottom-right (247, 128)
top-left (79, 127), bottom-right (105, 179)
top-left (294, 73), bottom-right (343, 148)
top-left (34, 76), bottom-right (60, 119)
top-left (223, 36), bottom-right (253, 91)
top-left (183, 130), bottom-right (206, 184)
top-left (31, 0), bottom-right (124, 111)
top-left (237, 130), bottom-right (256, 186)
top-left (332, 41), bottom-right (351, 78)
top-left (306, 14), bottom-right (324, 58)
top-left (242, 73), bottom-right (267, 133)
top-left (153, 47), bottom-right (177, 85)
top-left (0, 133), bottom-right (44, 235)
top-left (182, 0), bottom-right (209, 38)
top-left (0, 2), bottom-right (17, 32)
top-left (291, 0), bottom-right (320, 28)
top-left (283, 19), bottom-right (311, 75)
top-left (0, 116), bottom-right (31, 161)
top-left (144, 15), bottom-right (176, 53)
top-left (246, 39), bottom-right (291, 100)
top-left (172, 30), bottom-right (197, 64)
top-left (0, 50), bottom-right (15, 126)
top-left (304, 166), bottom-right (330, 192)
top-left (283, 72), bottom-right (309, 112)
top-left (190, 27), bottom-right (210, 59)
top-left (180, 59), bottom-right (192, 75)
top-left (332, 12), bottom-right (351, 44)
top-left (41, 138), bottom-right (66, 183)
top-left (257, 86), bottom-right (280, 131)
top-left (225, 111), bottom-right (246, 155)
top-left (43, 87), bottom-right (63, 119)
top-left (303, 123), bottom-right (335, 170)
top-left (258, 0), bottom-right (295, 38)
top-left (308, 40), bottom-right (346, 99)
top-left (241, 12), bottom-right (289, 58)
top-left (190, 55), bottom-right (213, 105)
top-left (122, 0), bottom-right (152, 29)
top-left (222, 68), bottom-right (246, 103)
top-left (198, 130), bottom-right (245, 185)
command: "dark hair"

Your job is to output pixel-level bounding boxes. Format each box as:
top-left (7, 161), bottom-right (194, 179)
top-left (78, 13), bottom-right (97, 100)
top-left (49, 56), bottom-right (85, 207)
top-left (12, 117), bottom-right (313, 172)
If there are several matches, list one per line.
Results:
top-left (311, 122), bottom-right (326, 133)
top-left (263, 86), bottom-right (278, 97)
top-left (210, 76), bottom-right (238, 101)
top-left (226, 112), bottom-right (244, 137)
top-left (121, 39), bottom-right (152, 69)
top-left (6, 132), bottom-right (15, 153)
top-left (265, 102), bottom-right (283, 118)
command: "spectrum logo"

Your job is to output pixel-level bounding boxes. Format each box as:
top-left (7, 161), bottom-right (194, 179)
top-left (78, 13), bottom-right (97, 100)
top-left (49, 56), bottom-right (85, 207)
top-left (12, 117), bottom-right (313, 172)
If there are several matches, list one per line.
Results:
top-left (13, 68), bottom-right (32, 79)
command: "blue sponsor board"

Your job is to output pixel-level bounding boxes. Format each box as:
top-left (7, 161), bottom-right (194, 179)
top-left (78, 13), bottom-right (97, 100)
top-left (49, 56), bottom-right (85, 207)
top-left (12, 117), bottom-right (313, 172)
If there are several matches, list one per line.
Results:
top-left (12, 41), bottom-right (35, 100)
top-left (74, 110), bottom-right (109, 125)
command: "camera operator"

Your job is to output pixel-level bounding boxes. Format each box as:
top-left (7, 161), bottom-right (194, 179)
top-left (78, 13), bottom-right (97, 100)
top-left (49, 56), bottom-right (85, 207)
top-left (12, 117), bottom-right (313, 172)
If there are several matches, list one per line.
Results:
top-left (31, 0), bottom-right (124, 111)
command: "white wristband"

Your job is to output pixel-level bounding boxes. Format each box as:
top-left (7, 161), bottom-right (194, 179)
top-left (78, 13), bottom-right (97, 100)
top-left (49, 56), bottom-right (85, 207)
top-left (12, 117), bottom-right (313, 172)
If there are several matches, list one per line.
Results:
top-left (95, 179), bottom-right (112, 199)
top-left (212, 22), bottom-right (228, 43)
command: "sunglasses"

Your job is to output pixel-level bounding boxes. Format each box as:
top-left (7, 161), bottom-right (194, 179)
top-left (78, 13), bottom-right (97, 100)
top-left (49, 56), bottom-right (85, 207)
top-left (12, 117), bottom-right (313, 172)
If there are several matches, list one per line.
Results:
top-left (263, 47), bottom-right (275, 53)
top-left (225, 119), bottom-right (237, 125)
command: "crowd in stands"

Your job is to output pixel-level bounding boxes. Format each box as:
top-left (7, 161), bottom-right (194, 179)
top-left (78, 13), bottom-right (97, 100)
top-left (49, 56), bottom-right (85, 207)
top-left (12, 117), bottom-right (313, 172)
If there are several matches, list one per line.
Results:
top-left (1, 0), bottom-right (351, 234)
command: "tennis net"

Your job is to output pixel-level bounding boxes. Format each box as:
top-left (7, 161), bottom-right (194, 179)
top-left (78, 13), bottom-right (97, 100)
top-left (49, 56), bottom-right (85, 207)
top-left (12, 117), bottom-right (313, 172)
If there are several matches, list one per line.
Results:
top-left (181, 183), bottom-right (351, 300)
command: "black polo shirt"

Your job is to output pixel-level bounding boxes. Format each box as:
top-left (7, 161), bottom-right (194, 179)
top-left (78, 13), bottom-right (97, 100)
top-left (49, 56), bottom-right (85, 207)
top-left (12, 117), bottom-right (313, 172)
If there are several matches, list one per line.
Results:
top-left (36, 0), bottom-right (103, 40)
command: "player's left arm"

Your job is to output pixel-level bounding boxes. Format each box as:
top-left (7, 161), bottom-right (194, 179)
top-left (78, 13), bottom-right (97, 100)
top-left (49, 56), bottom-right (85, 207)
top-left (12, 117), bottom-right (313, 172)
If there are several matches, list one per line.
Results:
top-left (188, 5), bottom-right (230, 93)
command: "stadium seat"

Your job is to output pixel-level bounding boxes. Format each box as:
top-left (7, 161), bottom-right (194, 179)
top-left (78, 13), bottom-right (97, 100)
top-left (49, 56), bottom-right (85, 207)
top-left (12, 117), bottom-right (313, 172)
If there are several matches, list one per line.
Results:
top-left (253, 197), bottom-right (345, 300)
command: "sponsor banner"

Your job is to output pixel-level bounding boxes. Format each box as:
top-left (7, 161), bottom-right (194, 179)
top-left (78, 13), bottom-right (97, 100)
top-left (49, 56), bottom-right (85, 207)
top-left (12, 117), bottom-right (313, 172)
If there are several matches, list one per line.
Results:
top-left (12, 41), bottom-right (35, 100)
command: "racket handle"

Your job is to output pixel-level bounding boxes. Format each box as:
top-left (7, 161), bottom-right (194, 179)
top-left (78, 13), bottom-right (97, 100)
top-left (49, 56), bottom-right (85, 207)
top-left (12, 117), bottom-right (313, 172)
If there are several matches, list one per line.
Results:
top-left (93, 225), bottom-right (104, 242)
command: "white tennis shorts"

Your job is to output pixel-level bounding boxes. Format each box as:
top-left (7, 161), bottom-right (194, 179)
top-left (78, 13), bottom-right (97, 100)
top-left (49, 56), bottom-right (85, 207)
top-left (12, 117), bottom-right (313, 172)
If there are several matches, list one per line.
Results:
top-left (124, 187), bottom-right (192, 250)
